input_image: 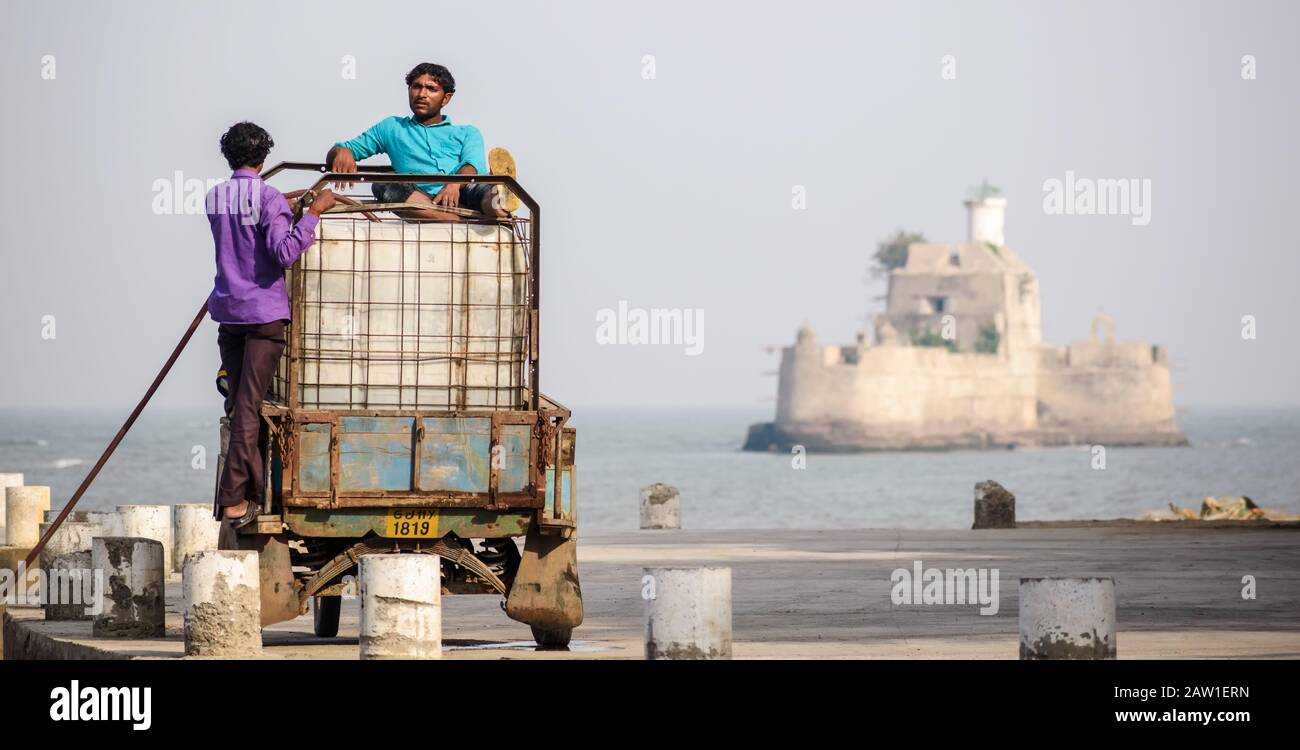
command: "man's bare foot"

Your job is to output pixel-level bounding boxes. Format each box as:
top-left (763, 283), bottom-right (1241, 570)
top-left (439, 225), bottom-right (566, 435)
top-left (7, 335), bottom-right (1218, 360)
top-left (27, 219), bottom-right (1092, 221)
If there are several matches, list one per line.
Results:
top-left (397, 189), bottom-right (463, 221)
top-left (488, 147), bottom-right (520, 215)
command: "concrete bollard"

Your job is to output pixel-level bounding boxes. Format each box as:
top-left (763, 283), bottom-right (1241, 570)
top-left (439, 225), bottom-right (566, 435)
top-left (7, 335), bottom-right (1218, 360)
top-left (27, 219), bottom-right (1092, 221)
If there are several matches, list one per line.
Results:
top-left (0, 473), bottom-right (23, 543)
top-left (174, 504), bottom-right (221, 573)
top-left (98, 511), bottom-right (126, 537)
top-left (183, 550), bottom-right (261, 657)
top-left (39, 521), bottom-right (99, 621)
top-left (44, 509), bottom-right (118, 533)
top-left (116, 505), bottom-right (174, 576)
top-left (92, 537), bottom-right (166, 638)
top-left (0, 546), bottom-right (32, 574)
top-left (358, 554), bottom-right (441, 659)
top-left (43, 551), bottom-right (94, 621)
top-left (973, 480), bottom-right (1016, 529)
top-left (5, 486), bottom-right (51, 547)
top-left (1019, 577), bottom-right (1117, 660)
top-left (640, 483), bottom-right (682, 529)
top-left (643, 566), bottom-right (732, 660)
top-left (1, 545), bottom-right (38, 596)
top-left (38, 521), bottom-right (101, 554)
top-left (2, 543), bottom-right (36, 652)
top-left (45, 510), bottom-right (88, 524)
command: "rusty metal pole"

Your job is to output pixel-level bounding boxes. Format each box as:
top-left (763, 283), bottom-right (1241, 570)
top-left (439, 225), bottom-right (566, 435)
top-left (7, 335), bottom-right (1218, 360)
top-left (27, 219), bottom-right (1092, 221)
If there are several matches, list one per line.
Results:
top-left (23, 301), bottom-right (210, 568)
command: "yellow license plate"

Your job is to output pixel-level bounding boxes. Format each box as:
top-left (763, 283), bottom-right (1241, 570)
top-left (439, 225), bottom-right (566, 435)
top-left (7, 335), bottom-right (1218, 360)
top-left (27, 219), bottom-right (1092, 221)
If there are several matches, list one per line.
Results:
top-left (384, 509), bottom-right (439, 538)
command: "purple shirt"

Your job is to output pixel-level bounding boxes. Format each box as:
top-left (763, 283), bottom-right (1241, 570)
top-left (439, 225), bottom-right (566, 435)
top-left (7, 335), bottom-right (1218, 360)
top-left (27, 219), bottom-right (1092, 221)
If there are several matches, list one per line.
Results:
top-left (206, 168), bottom-right (319, 324)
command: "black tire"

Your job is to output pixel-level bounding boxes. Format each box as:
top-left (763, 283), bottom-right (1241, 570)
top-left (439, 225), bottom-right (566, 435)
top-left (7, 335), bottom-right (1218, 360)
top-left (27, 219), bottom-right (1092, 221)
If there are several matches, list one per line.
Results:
top-left (313, 596), bottom-right (341, 638)
top-left (531, 625), bottom-right (572, 649)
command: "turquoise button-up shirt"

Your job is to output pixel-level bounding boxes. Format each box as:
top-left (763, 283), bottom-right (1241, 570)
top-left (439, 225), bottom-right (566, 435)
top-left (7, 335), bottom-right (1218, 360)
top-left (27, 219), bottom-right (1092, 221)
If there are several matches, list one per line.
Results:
top-left (335, 115), bottom-right (487, 196)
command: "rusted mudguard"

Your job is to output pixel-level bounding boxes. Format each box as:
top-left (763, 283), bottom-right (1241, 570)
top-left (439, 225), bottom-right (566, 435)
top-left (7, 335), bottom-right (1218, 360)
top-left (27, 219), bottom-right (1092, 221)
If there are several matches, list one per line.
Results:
top-left (505, 522), bottom-right (583, 632)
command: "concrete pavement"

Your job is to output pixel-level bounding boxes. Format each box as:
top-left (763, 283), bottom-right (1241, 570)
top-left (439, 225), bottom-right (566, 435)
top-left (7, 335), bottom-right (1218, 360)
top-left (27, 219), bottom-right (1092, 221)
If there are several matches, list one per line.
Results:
top-left (5, 524), bottom-right (1298, 659)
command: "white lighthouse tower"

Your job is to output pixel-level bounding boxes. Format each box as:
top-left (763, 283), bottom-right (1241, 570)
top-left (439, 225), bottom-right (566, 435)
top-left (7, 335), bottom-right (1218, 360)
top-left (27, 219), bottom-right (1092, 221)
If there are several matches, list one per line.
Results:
top-left (964, 180), bottom-right (1007, 247)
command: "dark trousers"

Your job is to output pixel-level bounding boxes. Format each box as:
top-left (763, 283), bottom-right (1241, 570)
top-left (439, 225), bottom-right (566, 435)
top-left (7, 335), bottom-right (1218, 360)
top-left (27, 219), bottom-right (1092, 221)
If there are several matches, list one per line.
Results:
top-left (215, 320), bottom-right (286, 516)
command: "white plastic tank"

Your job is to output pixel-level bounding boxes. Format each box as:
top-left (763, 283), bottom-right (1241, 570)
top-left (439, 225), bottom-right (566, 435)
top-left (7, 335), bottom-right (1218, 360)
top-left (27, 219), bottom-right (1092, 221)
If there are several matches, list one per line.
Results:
top-left (279, 218), bottom-right (529, 410)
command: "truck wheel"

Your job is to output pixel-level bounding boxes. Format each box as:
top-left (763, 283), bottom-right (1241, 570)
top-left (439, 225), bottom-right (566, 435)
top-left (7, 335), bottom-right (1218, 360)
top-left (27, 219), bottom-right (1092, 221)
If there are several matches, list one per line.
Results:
top-left (313, 596), bottom-right (341, 638)
top-left (531, 625), bottom-right (572, 649)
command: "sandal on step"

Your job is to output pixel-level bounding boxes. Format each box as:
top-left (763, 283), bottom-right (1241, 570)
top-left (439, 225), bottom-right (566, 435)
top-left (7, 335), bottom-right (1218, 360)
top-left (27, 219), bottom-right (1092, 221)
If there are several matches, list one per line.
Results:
top-left (225, 499), bottom-right (259, 530)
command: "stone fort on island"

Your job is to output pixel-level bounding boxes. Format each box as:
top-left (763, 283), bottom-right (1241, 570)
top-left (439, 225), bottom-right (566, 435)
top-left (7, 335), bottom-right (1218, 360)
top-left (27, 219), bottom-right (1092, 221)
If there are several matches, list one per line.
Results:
top-left (745, 188), bottom-right (1186, 452)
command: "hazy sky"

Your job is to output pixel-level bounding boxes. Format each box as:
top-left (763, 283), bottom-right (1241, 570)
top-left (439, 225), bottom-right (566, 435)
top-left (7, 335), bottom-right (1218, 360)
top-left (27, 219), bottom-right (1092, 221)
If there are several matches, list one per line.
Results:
top-left (0, 0), bottom-right (1296, 413)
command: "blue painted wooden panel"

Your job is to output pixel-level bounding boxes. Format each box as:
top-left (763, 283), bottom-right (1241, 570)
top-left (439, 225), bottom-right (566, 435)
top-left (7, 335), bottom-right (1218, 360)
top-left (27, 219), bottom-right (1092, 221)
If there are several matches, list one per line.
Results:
top-left (418, 417), bottom-right (490, 493)
top-left (299, 423), bottom-right (331, 493)
top-left (339, 417), bottom-right (414, 492)
top-left (544, 466), bottom-right (556, 514)
top-left (498, 424), bottom-right (531, 493)
top-left (540, 466), bottom-right (572, 518)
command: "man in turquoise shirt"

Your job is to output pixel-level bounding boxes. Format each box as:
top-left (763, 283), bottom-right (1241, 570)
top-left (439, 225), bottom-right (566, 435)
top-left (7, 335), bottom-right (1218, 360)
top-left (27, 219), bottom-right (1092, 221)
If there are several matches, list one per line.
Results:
top-left (326, 62), bottom-right (516, 221)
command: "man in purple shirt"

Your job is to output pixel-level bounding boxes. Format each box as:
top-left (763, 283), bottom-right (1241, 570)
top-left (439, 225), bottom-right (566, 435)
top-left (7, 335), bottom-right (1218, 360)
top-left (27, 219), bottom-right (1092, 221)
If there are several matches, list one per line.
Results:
top-left (207, 121), bottom-right (335, 526)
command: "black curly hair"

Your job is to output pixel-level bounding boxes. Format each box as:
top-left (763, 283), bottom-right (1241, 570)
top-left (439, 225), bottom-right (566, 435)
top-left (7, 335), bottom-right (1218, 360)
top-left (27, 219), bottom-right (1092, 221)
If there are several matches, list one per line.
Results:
top-left (219, 121), bottom-right (274, 170)
top-left (405, 62), bottom-right (455, 93)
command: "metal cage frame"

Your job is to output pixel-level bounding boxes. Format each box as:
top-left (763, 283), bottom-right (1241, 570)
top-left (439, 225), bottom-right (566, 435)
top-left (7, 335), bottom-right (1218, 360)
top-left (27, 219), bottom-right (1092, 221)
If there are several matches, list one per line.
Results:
top-left (260, 162), bottom-right (542, 413)
top-left (248, 163), bottom-right (572, 523)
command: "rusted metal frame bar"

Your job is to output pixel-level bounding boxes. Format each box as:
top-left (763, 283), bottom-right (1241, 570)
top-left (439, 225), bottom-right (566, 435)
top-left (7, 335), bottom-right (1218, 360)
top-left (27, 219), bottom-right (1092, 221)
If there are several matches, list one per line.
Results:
top-left (286, 408), bottom-right (530, 420)
top-left (317, 235), bottom-right (327, 408)
top-left (414, 222), bottom-right (423, 412)
top-left (284, 494), bottom-right (538, 509)
top-left (533, 390), bottom-right (572, 417)
top-left (275, 166), bottom-right (534, 205)
top-left (328, 412), bottom-right (340, 508)
top-left (260, 161), bottom-right (346, 180)
top-left (524, 202), bottom-right (539, 411)
top-left (456, 227), bottom-right (470, 410)
top-left (294, 345), bottom-right (523, 357)
top-left (284, 250), bottom-right (308, 509)
top-left (290, 488), bottom-right (535, 509)
top-left (530, 405), bottom-right (573, 528)
top-left (263, 164), bottom-right (541, 411)
top-left (446, 222), bottom-right (456, 410)
top-left (258, 413), bottom-right (277, 515)
top-left (265, 410), bottom-right (295, 503)
top-left (265, 411), bottom-right (294, 505)
top-left (398, 216), bottom-right (408, 409)
top-left (359, 216), bottom-right (369, 409)
top-left (515, 233), bottom-right (527, 407)
top-left (488, 413), bottom-right (501, 509)
top-left (24, 301), bottom-right (210, 568)
top-left (411, 418), bottom-right (425, 491)
top-left (494, 227), bottom-right (504, 408)
top-left (550, 414), bottom-right (563, 521)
